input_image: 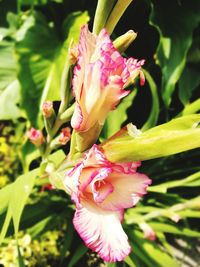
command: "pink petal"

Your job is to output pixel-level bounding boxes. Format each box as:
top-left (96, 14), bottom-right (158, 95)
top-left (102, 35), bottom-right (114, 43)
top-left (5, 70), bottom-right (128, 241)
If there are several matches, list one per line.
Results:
top-left (83, 144), bottom-right (109, 167)
top-left (90, 168), bottom-right (113, 203)
top-left (98, 173), bottom-right (151, 211)
top-left (73, 199), bottom-right (131, 262)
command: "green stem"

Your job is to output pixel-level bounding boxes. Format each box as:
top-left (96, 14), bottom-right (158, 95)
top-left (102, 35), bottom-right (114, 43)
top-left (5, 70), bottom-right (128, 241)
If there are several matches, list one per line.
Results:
top-left (93, 0), bottom-right (116, 34)
top-left (68, 130), bottom-right (77, 159)
top-left (60, 103), bottom-right (75, 122)
top-left (105, 0), bottom-right (133, 34)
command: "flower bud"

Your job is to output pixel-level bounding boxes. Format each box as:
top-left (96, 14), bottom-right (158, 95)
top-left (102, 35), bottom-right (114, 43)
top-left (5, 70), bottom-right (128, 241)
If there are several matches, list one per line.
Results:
top-left (139, 222), bottom-right (156, 241)
top-left (170, 213), bottom-right (181, 223)
top-left (113, 30), bottom-right (137, 53)
top-left (42, 101), bottom-right (53, 118)
top-left (58, 127), bottom-right (71, 145)
top-left (26, 128), bottom-right (44, 147)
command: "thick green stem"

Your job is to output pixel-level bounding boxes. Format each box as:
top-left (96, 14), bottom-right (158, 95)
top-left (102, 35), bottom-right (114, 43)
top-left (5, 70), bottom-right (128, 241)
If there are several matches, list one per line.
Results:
top-left (105, 0), bottom-right (133, 34)
top-left (93, 0), bottom-right (116, 34)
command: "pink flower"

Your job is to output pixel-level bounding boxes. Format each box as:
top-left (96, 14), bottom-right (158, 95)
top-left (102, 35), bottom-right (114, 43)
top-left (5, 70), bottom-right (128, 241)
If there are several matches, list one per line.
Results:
top-left (63, 145), bottom-right (151, 262)
top-left (58, 127), bottom-right (71, 145)
top-left (26, 128), bottom-right (44, 147)
top-left (71, 25), bottom-right (145, 132)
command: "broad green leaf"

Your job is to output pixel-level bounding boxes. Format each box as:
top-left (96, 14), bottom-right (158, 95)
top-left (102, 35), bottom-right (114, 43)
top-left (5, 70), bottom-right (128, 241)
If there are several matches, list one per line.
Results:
top-left (10, 169), bottom-right (38, 235)
top-left (101, 90), bottom-right (137, 139)
top-left (0, 80), bottom-right (22, 120)
top-left (0, 169), bottom-right (38, 244)
top-left (16, 11), bottom-right (89, 126)
top-left (142, 70), bottom-right (159, 131)
top-left (0, 41), bottom-right (16, 92)
top-left (150, 0), bottom-right (200, 106)
top-left (0, 41), bottom-right (21, 120)
top-left (102, 114), bottom-right (200, 162)
top-left (68, 243), bottom-right (88, 267)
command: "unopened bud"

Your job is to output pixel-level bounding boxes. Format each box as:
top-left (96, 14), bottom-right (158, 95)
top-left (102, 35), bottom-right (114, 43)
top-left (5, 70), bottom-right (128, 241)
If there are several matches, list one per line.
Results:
top-left (26, 128), bottom-right (44, 147)
top-left (139, 222), bottom-right (156, 241)
top-left (42, 101), bottom-right (53, 118)
top-left (114, 30), bottom-right (137, 53)
top-left (69, 45), bottom-right (78, 65)
top-left (170, 213), bottom-right (181, 223)
top-left (58, 127), bottom-right (71, 145)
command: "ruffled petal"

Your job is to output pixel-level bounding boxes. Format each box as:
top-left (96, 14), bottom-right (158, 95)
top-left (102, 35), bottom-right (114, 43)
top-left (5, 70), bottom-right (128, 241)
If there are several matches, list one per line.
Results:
top-left (98, 173), bottom-right (151, 211)
top-left (73, 199), bottom-right (131, 262)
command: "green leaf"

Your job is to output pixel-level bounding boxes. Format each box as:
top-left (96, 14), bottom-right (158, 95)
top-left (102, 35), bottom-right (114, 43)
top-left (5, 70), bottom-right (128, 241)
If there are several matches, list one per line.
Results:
top-left (17, 244), bottom-right (26, 267)
top-left (142, 70), bottom-right (159, 131)
top-left (149, 222), bottom-right (200, 237)
top-left (178, 210), bottom-right (200, 218)
top-left (102, 114), bottom-right (200, 162)
top-left (0, 184), bottom-right (13, 215)
top-left (0, 169), bottom-right (38, 244)
top-left (93, 0), bottom-right (116, 34)
top-left (68, 243), bottom-right (88, 267)
top-left (0, 41), bottom-right (21, 120)
top-left (129, 230), bottom-right (180, 267)
top-left (16, 11), bottom-right (89, 126)
top-left (149, 171), bottom-right (200, 193)
top-left (60, 220), bottom-right (74, 263)
top-left (101, 90), bottom-right (137, 139)
top-left (150, 0), bottom-right (200, 106)
top-left (178, 64), bottom-right (200, 106)
top-left (11, 169), bottom-right (38, 235)
top-left (21, 141), bottom-right (39, 172)
top-left (181, 99), bottom-right (200, 116)
top-left (0, 206), bottom-right (12, 244)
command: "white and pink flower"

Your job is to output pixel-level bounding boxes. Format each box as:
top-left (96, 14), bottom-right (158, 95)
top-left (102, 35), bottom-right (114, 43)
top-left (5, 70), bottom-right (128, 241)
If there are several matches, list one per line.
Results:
top-left (71, 25), bottom-right (145, 132)
top-left (63, 145), bottom-right (151, 262)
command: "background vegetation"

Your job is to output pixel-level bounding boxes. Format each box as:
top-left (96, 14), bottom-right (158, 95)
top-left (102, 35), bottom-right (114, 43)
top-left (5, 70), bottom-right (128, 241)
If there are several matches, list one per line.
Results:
top-left (0, 0), bottom-right (200, 266)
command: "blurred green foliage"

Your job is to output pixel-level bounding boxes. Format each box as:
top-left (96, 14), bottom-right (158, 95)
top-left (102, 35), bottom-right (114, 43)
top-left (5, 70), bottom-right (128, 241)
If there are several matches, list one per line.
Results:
top-left (0, 0), bottom-right (200, 266)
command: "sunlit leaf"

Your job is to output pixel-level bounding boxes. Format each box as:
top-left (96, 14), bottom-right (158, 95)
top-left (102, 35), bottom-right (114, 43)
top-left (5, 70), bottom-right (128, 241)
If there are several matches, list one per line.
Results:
top-left (102, 114), bottom-right (200, 162)
top-left (0, 169), bottom-right (38, 244)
